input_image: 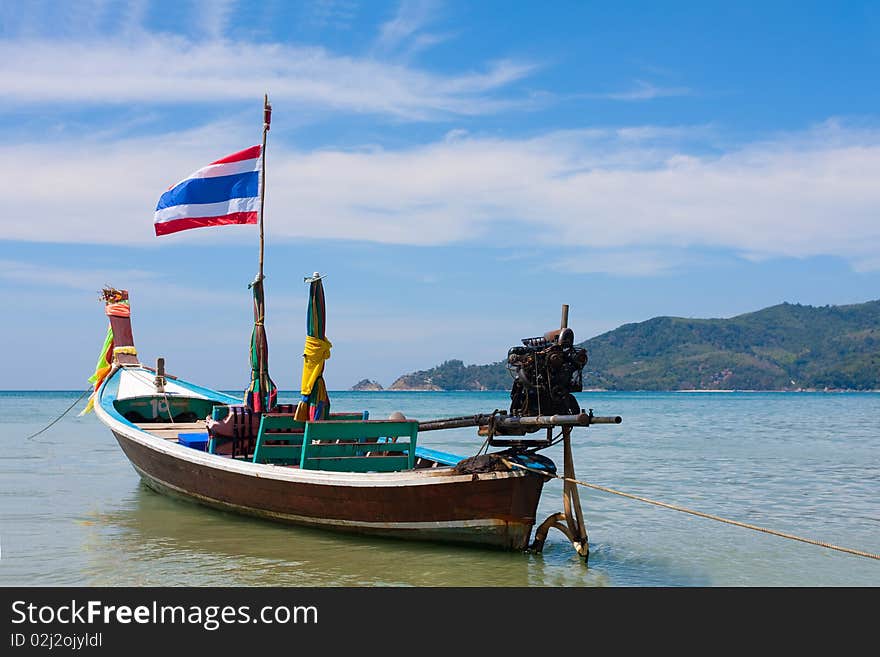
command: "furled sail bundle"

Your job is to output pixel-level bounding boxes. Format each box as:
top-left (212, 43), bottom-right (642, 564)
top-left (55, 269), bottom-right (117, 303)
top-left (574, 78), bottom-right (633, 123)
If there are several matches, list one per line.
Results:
top-left (295, 273), bottom-right (332, 421)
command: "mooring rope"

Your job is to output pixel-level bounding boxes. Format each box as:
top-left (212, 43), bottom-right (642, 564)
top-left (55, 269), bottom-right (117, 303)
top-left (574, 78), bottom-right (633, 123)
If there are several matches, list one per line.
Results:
top-left (24, 387), bottom-right (93, 441)
top-left (502, 458), bottom-right (880, 561)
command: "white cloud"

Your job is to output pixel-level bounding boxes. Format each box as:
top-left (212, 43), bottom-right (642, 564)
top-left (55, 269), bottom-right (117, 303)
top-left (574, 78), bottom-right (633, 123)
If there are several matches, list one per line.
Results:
top-left (0, 35), bottom-right (535, 120)
top-left (0, 258), bottom-right (265, 309)
top-left (196, 0), bottom-right (236, 40)
top-left (307, 0), bottom-right (360, 30)
top-left (598, 79), bottom-right (691, 101)
top-left (550, 250), bottom-right (686, 277)
top-left (0, 259), bottom-right (156, 292)
top-left (2, 120), bottom-right (880, 270)
top-left (375, 0), bottom-right (442, 55)
top-left (119, 0), bottom-right (149, 38)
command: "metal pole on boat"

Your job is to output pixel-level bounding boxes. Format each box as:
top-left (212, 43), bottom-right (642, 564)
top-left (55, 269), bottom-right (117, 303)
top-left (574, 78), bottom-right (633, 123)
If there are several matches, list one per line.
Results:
top-left (417, 412), bottom-right (621, 432)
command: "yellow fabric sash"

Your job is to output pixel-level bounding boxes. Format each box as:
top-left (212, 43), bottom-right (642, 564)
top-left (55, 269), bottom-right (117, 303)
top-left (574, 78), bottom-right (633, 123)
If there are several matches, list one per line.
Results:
top-left (300, 336), bottom-right (332, 396)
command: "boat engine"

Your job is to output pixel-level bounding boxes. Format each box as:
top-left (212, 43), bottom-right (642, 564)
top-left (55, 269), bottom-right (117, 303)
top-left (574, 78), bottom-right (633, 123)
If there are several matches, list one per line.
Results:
top-left (507, 327), bottom-right (588, 419)
top-left (416, 304), bottom-right (620, 563)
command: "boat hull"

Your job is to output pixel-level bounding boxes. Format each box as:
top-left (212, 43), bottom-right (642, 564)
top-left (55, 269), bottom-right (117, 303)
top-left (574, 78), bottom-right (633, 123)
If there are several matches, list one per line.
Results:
top-left (110, 427), bottom-right (546, 550)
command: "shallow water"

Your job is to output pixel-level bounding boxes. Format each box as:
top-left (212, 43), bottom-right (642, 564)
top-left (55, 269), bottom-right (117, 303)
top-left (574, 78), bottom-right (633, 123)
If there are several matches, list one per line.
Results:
top-left (1, 390), bottom-right (877, 586)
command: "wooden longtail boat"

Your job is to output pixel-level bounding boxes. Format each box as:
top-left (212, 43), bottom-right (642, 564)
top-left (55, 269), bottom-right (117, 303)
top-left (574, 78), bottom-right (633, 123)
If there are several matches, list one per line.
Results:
top-left (88, 97), bottom-right (620, 558)
top-left (90, 290), bottom-right (552, 551)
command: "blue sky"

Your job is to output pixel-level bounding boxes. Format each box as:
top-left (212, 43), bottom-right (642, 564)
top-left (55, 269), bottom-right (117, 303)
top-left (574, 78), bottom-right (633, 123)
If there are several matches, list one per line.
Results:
top-left (2, 1), bottom-right (879, 390)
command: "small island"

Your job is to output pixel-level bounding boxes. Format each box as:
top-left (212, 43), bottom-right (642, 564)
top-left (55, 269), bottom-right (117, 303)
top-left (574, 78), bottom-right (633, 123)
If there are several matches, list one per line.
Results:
top-left (388, 374), bottom-right (443, 391)
top-left (350, 379), bottom-right (384, 391)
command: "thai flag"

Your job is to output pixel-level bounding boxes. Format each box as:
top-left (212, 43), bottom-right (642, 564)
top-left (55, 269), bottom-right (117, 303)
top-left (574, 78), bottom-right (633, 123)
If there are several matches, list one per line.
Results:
top-left (154, 145), bottom-right (262, 236)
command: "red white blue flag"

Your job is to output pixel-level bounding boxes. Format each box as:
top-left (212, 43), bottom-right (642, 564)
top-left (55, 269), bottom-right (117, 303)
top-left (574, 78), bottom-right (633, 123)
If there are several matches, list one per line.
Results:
top-left (154, 145), bottom-right (262, 236)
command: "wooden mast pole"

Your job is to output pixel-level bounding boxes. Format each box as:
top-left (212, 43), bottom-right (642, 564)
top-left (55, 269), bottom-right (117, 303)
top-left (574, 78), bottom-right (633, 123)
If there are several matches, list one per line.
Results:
top-left (255, 93), bottom-right (272, 404)
top-left (258, 93), bottom-right (271, 282)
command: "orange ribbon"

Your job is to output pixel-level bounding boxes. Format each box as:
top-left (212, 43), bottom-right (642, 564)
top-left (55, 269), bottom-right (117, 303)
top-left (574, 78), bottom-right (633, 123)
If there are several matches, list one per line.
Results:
top-left (105, 302), bottom-right (131, 317)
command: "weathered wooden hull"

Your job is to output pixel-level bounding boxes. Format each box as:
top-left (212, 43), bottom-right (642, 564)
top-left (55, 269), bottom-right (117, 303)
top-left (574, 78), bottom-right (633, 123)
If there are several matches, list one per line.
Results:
top-left (98, 395), bottom-right (547, 550)
top-left (89, 290), bottom-right (549, 552)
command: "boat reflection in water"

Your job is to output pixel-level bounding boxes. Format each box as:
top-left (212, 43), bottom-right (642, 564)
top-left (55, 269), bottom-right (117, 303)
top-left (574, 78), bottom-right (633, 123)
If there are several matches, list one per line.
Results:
top-left (84, 484), bottom-right (554, 587)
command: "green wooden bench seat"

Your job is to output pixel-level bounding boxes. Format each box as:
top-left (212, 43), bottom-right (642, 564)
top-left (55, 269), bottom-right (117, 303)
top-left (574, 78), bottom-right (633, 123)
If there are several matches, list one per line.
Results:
top-left (252, 413), bottom-right (306, 465)
top-left (300, 419), bottom-right (418, 472)
top-left (252, 411), bottom-right (370, 466)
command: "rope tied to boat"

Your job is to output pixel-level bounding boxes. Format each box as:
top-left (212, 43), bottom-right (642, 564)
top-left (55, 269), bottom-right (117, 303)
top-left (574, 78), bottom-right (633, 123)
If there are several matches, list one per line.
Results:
top-left (501, 458), bottom-right (880, 561)
top-left (24, 387), bottom-right (93, 441)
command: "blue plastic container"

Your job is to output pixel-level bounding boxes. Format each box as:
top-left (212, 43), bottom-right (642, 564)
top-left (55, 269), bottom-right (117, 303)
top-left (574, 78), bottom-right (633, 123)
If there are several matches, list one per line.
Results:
top-left (178, 432), bottom-right (209, 451)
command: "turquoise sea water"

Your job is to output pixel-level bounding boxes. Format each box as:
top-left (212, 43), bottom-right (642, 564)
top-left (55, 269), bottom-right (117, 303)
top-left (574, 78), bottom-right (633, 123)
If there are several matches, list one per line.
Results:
top-left (0, 390), bottom-right (877, 587)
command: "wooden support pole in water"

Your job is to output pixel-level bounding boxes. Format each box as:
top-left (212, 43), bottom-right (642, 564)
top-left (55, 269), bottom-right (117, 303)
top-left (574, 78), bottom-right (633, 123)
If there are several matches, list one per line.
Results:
top-left (530, 427), bottom-right (590, 561)
top-left (562, 426), bottom-right (588, 556)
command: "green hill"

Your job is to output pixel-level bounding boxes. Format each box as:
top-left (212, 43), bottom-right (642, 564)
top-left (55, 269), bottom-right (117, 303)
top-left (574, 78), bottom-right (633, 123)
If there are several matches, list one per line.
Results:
top-left (389, 359), bottom-right (512, 391)
top-left (388, 300), bottom-right (880, 391)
